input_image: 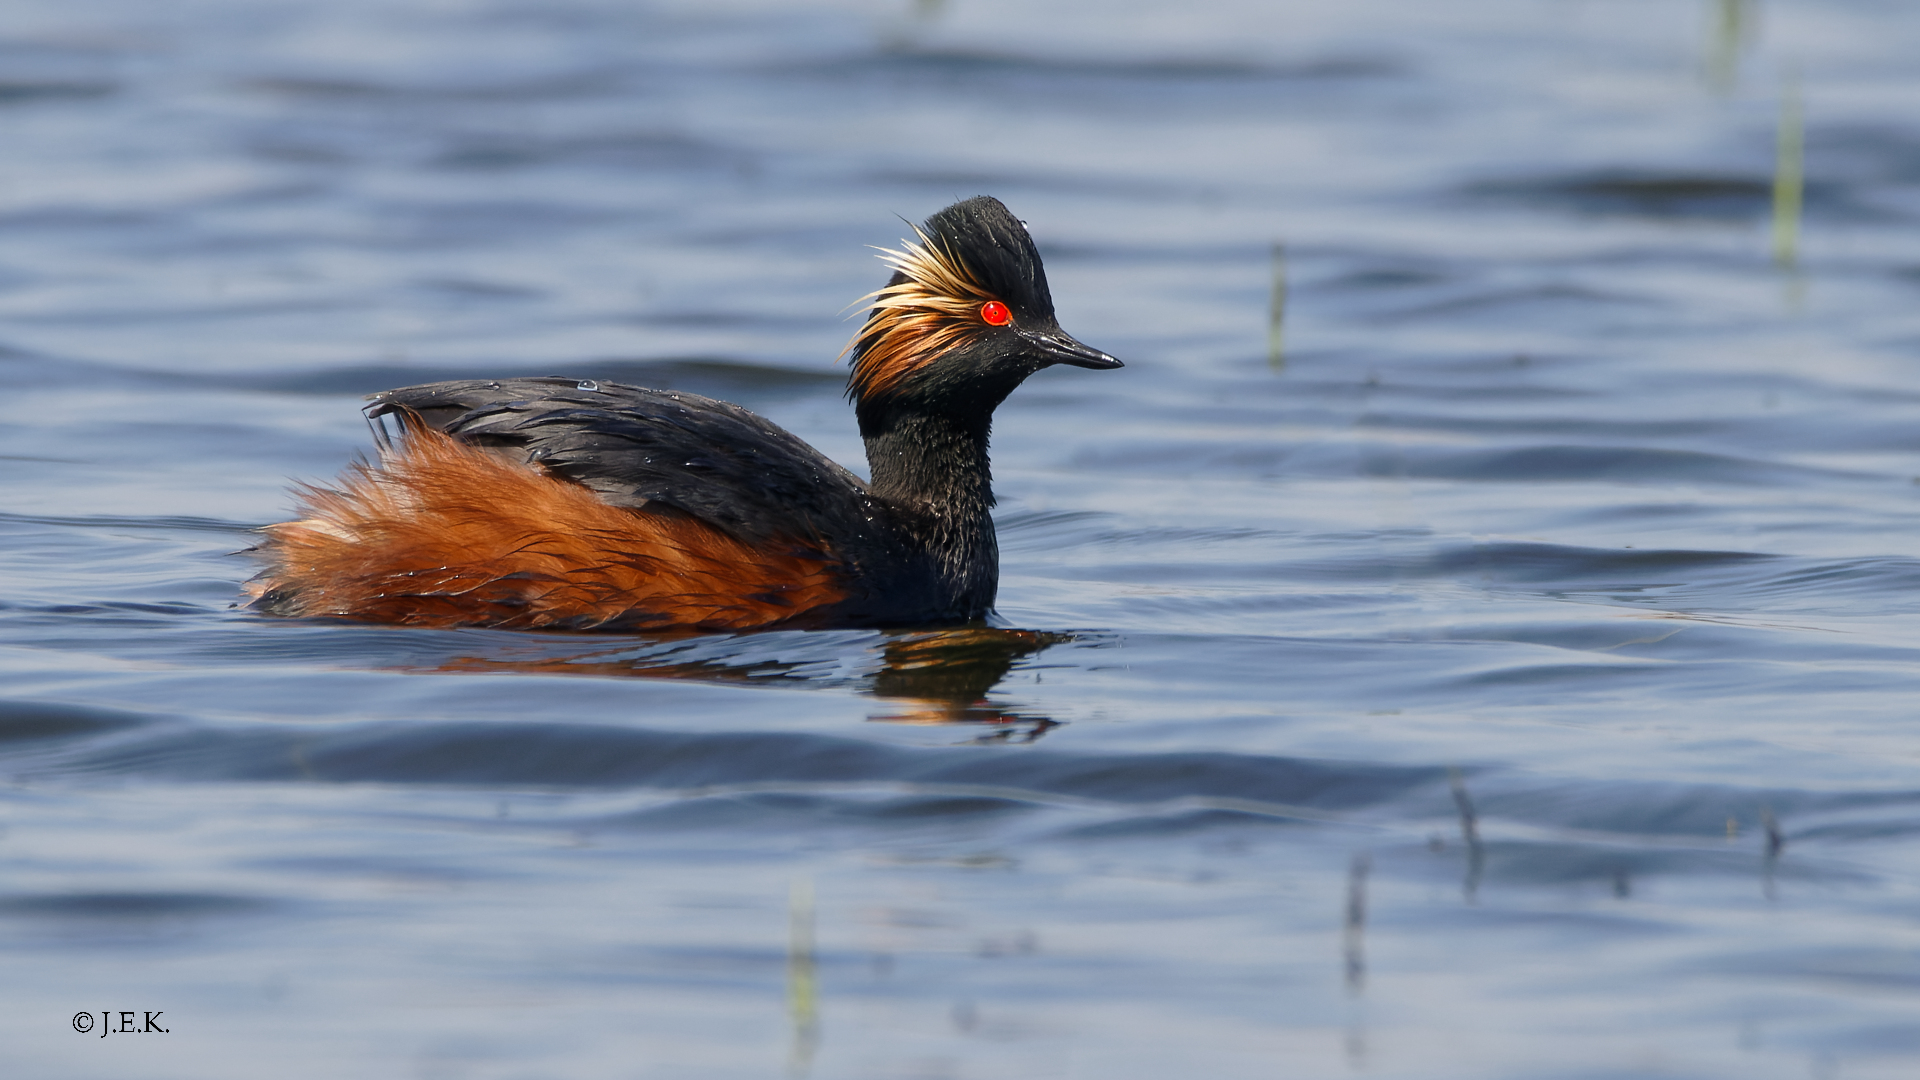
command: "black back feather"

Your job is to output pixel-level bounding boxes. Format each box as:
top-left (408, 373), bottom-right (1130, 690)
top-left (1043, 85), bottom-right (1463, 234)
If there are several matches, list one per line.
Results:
top-left (367, 378), bottom-right (880, 549)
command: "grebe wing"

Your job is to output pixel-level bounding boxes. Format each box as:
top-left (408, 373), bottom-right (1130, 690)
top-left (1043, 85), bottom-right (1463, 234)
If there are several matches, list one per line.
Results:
top-left (367, 377), bottom-right (878, 546)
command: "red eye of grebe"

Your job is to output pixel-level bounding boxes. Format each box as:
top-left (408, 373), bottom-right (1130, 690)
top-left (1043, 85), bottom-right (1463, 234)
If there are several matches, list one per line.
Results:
top-left (979, 301), bottom-right (1011, 326)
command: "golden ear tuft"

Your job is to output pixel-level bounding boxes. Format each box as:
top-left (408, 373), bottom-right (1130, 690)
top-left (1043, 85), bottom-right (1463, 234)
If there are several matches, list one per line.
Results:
top-left (841, 225), bottom-right (1002, 402)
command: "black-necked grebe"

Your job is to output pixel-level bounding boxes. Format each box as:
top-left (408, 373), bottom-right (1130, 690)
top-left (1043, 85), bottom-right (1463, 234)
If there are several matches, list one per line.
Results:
top-left (246, 196), bottom-right (1121, 631)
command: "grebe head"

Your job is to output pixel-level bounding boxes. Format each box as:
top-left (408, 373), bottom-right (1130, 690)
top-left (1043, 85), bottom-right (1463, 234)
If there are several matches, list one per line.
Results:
top-left (846, 196), bottom-right (1120, 423)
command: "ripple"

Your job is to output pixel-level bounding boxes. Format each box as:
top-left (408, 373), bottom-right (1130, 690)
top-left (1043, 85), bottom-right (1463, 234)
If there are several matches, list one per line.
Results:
top-left (0, 700), bottom-right (153, 744)
top-left (0, 79), bottom-right (116, 104)
top-left (0, 891), bottom-right (271, 919)
top-left (10, 715), bottom-right (1442, 813)
top-left (1464, 171), bottom-right (1774, 220)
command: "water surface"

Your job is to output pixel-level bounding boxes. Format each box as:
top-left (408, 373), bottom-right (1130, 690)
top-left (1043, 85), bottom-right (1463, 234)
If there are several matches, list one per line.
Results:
top-left (5, 1), bottom-right (1920, 1076)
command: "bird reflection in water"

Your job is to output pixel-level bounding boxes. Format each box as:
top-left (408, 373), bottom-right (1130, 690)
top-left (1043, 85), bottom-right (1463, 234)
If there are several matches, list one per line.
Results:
top-left (428, 627), bottom-right (1068, 742)
top-left (864, 629), bottom-right (1065, 740)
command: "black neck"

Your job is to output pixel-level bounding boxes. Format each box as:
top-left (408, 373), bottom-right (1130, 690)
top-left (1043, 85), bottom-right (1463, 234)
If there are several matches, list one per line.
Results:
top-left (860, 407), bottom-right (999, 616)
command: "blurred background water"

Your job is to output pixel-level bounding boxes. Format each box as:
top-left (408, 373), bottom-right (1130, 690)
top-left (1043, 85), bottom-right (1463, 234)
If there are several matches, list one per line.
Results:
top-left (4, 0), bottom-right (1920, 1076)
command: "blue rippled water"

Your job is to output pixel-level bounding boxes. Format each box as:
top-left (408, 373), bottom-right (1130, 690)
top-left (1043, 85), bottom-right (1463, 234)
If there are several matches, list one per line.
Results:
top-left (6, 1), bottom-right (1920, 1076)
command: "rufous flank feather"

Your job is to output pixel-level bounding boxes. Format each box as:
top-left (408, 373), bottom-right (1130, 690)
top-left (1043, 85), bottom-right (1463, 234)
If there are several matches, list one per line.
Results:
top-left (246, 418), bottom-right (845, 631)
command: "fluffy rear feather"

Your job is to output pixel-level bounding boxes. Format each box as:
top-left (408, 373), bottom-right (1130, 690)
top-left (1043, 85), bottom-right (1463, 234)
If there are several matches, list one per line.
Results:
top-left (246, 420), bottom-right (846, 631)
